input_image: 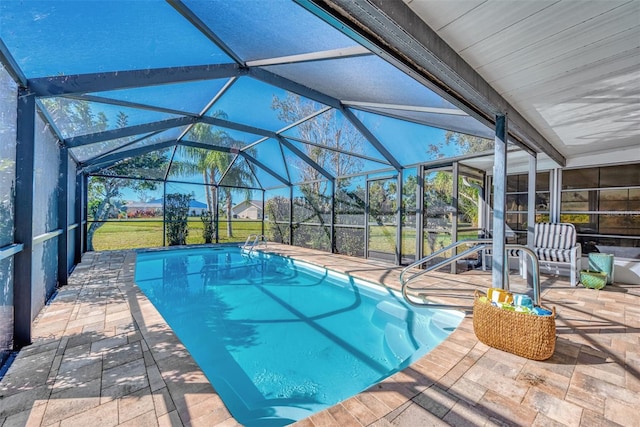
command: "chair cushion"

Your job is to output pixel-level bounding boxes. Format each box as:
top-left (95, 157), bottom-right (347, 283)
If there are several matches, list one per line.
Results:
top-left (534, 247), bottom-right (573, 263)
top-left (534, 223), bottom-right (576, 250)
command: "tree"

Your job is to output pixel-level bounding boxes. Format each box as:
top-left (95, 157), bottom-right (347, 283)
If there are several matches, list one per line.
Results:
top-left (424, 131), bottom-right (492, 244)
top-left (47, 99), bottom-right (169, 250)
top-left (271, 94), bottom-right (368, 249)
top-left (428, 131), bottom-right (493, 159)
top-left (87, 152), bottom-right (169, 250)
top-left (177, 120), bottom-right (254, 238)
top-left (272, 93), bottom-right (366, 193)
top-left (264, 196), bottom-right (290, 244)
top-left (40, 98), bottom-right (108, 137)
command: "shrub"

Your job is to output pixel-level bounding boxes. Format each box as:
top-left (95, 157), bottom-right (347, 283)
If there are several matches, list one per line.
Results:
top-left (200, 210), bottom-right (215, 243)
top-left (165, 193), bottom-right (191, 245)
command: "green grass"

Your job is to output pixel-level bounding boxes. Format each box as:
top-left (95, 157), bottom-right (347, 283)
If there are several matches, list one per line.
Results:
top-left (91, 218), bottom-right (263, 251)
top-left (91, 218), bottom-right (475, 257)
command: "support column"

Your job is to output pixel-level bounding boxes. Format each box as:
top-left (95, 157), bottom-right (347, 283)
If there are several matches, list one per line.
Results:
top-left (261, 190), bottom-right (265, 237)
top-left (492, 115), bottom-right (508, 289)
top-left (526, 155), bottom-right (537, 287)
top-left (451, 162), bottom-right (459, 274)
top-left (550, 169), bottom-right (562, 223)
top-left (214, 186), bottom-right (220, 243)
top-left (57, 147), bottom-right (69, 286)
top-left (82, 174), bottom-right (88, 254)
top-left (288, 186), bottom-right (293, 245)
top-left (14, 88), bottom-right (35, 348)
top-left (330, 179), bottom-right (336, 253)
top-left (74, 173), bottom-right (83, 264)
top-left (415, 166), bottom-right (424, 261)
top-left (364, 181), bottom-right (369, 258)
top-left (396, 171), bottom-right (403, 265)
top-left (162, 181), bottom-right (167, 246)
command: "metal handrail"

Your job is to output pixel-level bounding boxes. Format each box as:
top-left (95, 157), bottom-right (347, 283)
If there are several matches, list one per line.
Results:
top-left (242, 234), bottom-right (258, 250)
top-left (242, 234), bottom-right (268, 256)
top-left (400, 240), bottom-right (541, 309)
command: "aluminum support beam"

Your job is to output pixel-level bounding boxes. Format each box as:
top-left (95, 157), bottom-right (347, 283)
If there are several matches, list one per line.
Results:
top-left (396, 171), bottom-right (403, 265)
top-left (330, 179), bottom-right (336, 253)
top-left (200, 115), bottom-right (274, 138)
top-left (239, 152), bottom-right (290, 186)
top-left (415, 166), bottom-right (424, 261)
top-left (277, 136), bottom-right (334, 181)
top-left (57, 147), bottom-right (69, 287)
top-left (289, 186), bottom-right (294, 245)
top-left (81, 140), bottom-right (180, 172)
top-left (364, 179), bottom-right (370, 258)
top-left (299, 0), bottom-right (565, 166)
top-left (0, 38), bottom-right (27, 87)
top-left (214, 187), bottom-right (220, 243)
top-left (14, 88), bottom-right (36, 347)
top-left (162, 182), bottom-right (167, 247)
top-left (261, 190), bottom-right (266, 236)
top-left (450, 162), bottom-right (459, 274)
top-left (74, 173), bottom-right (83, 265)
top-left (492, 115), bottom-right (508, 290)
top-left (66, 117), bottom-right (195, 148)
top-left (168, 0), bottom-right (245, 65)
top-left (284, 135), bottom-right (391, 165)
top-left (82, 139), bottom-right (237, 173)
top-left (249, 68), bottom-right (342, 110)
top-left (340, 107), bottom-right (402, 171)
top-left (35, 99), bottom-right (66, 142)
top-left (82, 174), bottom-right (88, 254)
top-left (28, 63), bottom-right (246, 97)
top-left (350, 104), bottom-right (494, 142)
top-left (68, 94), bottom-right (199, 118)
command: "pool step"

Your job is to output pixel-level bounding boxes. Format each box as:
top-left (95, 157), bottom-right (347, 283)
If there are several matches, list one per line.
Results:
top-left (372, 300), bottom-right (410, 327)
top-left (383, 322), bottom-right (416, 363)
top-left (374, 300), bottom-right (461, 365)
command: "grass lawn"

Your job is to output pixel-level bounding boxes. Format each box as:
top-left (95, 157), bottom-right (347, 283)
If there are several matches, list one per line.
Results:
top-left (91, 218), bottom-right (263, 251)
top-left (91, 218), bottom-right (475, 258)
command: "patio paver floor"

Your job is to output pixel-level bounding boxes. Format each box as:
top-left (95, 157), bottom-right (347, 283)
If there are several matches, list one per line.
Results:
top-left (1, 244), bottom-right (638, 426)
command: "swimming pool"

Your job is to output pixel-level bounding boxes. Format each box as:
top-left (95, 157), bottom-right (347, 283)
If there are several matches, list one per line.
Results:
top-left (134, 247), bottom-right (463, 426)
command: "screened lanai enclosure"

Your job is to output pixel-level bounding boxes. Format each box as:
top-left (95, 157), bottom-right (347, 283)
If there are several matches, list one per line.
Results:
top-left (0, 0), bottom-right (567, 361)
top-left (6, 0), bottom-right (639, 367)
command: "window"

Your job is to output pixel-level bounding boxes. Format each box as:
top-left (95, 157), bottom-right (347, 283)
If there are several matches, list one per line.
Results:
top-left (561, 164), bottom-right (640, 257)
top-left (491, 172), bottom-right (550, 245)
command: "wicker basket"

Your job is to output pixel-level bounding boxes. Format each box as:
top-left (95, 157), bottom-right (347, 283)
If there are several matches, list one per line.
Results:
top-left (473, 290), bottom-right (556, 360)
top-left (580, 270), bottom-right (607, 289)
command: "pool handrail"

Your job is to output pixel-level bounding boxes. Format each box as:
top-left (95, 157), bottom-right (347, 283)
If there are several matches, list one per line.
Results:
top-left (400, 240), bottom-right (541, 310)
top-left (242, 234), bottom-right (268, 256)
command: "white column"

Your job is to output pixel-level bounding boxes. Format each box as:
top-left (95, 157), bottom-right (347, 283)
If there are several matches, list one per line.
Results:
top-left (492, 115), bottom-right (508, 289)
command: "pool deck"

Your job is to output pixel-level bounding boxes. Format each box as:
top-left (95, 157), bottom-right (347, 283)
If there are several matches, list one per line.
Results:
top-left (1, 243), bottom-right (638, 427)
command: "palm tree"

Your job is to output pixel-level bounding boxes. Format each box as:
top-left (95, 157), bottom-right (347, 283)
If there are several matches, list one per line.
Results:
top-left (177, 123), bottom-right (255, 238)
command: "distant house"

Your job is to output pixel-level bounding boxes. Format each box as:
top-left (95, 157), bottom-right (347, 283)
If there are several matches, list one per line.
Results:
top-left (123, 201), bottom-right (162, 218)
top-left (231, 200), bottom-right (264, 220)
top-left (124, 199), bottom-right (208, 217)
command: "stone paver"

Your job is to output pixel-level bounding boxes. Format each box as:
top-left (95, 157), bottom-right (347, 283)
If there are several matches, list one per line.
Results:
top-left (0, 244), bottom-right (638, 426)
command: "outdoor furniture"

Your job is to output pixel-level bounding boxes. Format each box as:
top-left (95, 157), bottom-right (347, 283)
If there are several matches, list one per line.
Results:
top-left (482, 248), bottom-right (525, 277)
top-left (533, 222), bottom-right (581, 286)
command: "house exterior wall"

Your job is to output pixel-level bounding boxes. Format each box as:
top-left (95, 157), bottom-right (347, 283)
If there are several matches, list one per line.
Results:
top-left (232, 201), bottom-right (263, 219)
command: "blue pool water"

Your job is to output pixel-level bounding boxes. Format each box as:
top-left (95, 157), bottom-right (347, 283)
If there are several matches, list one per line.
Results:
top-left (134, 247), bottom-right (463, 426)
